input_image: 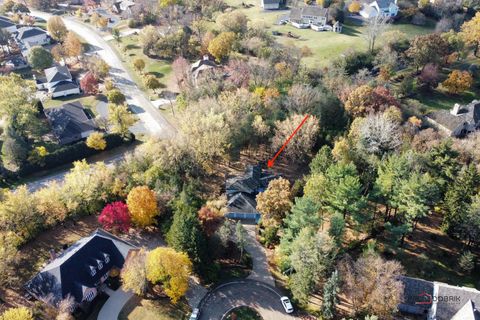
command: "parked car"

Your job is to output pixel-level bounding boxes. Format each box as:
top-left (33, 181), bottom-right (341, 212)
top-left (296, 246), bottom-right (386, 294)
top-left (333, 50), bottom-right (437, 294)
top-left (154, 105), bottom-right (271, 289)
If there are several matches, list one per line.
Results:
top-left (189, 308), bottom-right (200, 320)
top-left (280, 296), bottom-right (294, 313)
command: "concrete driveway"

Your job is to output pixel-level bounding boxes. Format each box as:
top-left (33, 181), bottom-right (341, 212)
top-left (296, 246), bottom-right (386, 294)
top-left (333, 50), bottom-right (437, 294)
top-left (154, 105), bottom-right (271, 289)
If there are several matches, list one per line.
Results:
top-left (198, 280), bottom-right (298, 320)
top-left (30, 10), bottom-right (176, 139)
top-left (97, 287), bottom-right (134, 320)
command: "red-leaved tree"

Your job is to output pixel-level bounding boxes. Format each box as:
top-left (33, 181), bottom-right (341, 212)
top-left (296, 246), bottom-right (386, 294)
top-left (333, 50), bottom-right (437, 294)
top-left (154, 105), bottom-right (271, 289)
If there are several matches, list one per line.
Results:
top-left (80, 72), bottom-right (98, 95)
top-left (98, 201), bottom-right (131, 233)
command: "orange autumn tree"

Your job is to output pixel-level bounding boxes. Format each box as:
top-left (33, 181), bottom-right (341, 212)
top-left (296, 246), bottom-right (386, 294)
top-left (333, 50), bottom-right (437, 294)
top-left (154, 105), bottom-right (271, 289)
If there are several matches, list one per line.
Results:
top-left (126, 186), bottom-right (158, 227)
top-left (442, 70), bottom-right (473, 94)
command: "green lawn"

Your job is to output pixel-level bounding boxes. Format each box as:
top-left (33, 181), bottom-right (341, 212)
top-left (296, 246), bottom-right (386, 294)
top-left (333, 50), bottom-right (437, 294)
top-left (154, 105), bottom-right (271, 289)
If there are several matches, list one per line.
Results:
top-left (109, 35), bottom-right (173, 98)
top-left (119, 297), bottom-right (189, 320)
top-left (225, 0), bottom-right (435, 67)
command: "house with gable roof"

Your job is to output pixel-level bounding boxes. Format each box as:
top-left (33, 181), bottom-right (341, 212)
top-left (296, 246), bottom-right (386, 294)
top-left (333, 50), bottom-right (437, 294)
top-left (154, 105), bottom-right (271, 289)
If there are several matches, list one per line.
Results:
top-left (38, 65), bottom-right (81, 98)
top-left (399, 276), bottom-right (480, 320)
top-left (425, 100), bottom-right (480, 138)
top-left (25, 229), bottom-right (136, 311)
top-left (0, 16), bottom-right (17, 33)
top-left (16, 26), bottom-right (49, 47)
top-left (360, 0), bottom-right (399, 19)
top-left (44, 101), bottom-right (97, 145)
top-left (225, 164), bottom-right (277, 223)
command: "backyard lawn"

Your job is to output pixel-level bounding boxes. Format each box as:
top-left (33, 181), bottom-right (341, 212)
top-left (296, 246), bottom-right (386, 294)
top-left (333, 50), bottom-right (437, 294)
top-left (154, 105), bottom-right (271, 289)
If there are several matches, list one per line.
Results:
top-left (119, 297), bottom-right (189, 320)
top-left (108, 35), bottom-right (173, 97)
top-left (225, 0), bottom-right (435, 67)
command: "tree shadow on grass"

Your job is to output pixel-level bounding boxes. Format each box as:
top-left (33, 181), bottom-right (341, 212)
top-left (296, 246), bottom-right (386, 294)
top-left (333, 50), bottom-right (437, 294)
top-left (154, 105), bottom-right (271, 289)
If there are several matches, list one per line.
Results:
top-left (147, 71), bottom-right (164, 78)
top-left (125, 44), bottom-right (140, 50)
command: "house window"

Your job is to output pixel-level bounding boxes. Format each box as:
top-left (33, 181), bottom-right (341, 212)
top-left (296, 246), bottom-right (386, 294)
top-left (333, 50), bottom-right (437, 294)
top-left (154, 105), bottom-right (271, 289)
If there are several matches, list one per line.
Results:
top-left (89, 266), bottom-right (96, 277)
top-left (84, 290), bottom-right (96, 302)
top-left (98, 260), bottom-right (103, 270)
top-left (104, 253), bottom-right (110, 264)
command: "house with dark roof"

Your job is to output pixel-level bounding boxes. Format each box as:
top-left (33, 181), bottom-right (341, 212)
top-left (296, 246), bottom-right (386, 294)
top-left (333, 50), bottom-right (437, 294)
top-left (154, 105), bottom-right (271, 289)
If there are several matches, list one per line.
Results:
top-left (44, 101), bottom-right (97, 145)
top-left (25, 229), bottom-right (136, 311)
top-left (39, 65), bottom-right (80, 98)
top-left (260, 0), bottom-right (286, 10)
top-left (399, 276), bottom-right (480, 320)
top-left (16, 26), bottom-right (49, 47)
top-left (425, 100), bottom-right (480, 138)
top-left (360, 0), bottom-right (399, 19)
top-left (289, 6), bottom-right (329, 29)
top-left (190, 55), bottom-right (220, 85)
top-left (0, 16), bottom-right (17, 33)
top-left (225, 165), bottom-right (277, 222)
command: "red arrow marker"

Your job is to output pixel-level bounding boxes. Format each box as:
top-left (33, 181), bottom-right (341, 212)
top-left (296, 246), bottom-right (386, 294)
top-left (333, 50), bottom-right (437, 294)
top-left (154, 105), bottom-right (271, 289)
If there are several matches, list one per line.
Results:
top-left (267, 114), bottom-right (311, 168)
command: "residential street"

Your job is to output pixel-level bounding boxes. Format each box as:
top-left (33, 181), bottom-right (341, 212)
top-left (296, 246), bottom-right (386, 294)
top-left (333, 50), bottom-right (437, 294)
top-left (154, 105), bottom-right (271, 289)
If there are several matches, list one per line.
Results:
top-left (198, 280), bottom-right (298, 320)
top-left (30, 10), bottom-right (176, 139)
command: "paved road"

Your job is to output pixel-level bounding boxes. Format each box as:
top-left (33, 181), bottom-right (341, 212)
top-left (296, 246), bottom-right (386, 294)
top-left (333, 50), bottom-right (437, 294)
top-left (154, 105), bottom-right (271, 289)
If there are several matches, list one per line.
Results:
top-left (198, 280), bottom-right (298, 320)
top-left (31, 10), bottom-right (176, 139)
top-left (25, 143), bottom-right (138, 192)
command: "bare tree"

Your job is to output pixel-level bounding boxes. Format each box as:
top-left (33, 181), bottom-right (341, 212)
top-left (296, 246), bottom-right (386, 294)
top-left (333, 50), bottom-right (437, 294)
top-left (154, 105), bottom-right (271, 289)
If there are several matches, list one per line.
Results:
top-left (364, 15), bottom-right (389, 52)
top-left (358, 112), bottom-right (401, 156)
top-left (339, 253), bottom-right (404, 319)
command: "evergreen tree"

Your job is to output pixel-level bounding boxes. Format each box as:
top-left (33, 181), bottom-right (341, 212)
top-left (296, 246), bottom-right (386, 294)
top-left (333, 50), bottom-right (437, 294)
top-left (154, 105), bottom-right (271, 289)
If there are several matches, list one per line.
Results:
top-left (427, 140), bottom-right (459, 194)
top-left (167, 203), bottom-right (207, 268)
top-left (322, 269), bottom-right (339, 319)
top-left (324, 163), bottom-right (366, 221)
top-left (328, 213), bottom-right (345, 245)
top-left (1, 126), bottom-right (28, 169)
top-left (282, 196), bottom-right (322, 242)
top-left (310, 145), bottom-right (334, 175)
top-left (441, 164), bottom-right (480, 235)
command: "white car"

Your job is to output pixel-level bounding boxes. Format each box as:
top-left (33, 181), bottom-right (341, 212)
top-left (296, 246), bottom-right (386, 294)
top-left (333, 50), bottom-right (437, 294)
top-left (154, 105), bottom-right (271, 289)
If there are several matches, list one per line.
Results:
top-left (189, 308), bottom-right (200, 320)
top-left (280, 296), bottom-right (294, 313)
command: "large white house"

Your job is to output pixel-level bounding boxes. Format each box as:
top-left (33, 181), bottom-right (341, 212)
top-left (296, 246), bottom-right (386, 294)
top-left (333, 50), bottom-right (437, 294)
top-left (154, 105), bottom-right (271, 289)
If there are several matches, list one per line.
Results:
top-left (16, 26), bottom-right (49, 47)
top-left (360, 0), bottom-right (399, 19)
top-left (39, 66), bottom-right (81, 98)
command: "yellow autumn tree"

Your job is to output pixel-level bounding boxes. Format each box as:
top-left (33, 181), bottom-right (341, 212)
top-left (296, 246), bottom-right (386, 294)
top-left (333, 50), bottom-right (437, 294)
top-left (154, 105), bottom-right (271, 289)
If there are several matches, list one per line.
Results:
top-left (121, 248), bottom-right (147, 296)
top-left (460, 12), bottom-right (480, 57)
top-left (0, 307), bottom-right (34, 320)
top-left (146, 247), bottom-right (192, 303)
top-left (208, 31), bottom-right (235, 62)
top-left (126, 186), bottom-right (158, 227)
top-left (86, 132), bottom-right (107, 150)
top-left (47, 16), bottom-right (67, 42)
top-left (442, 70), bottom-right (473, 94)
top-left (348, 1), bottom-right (361, 13)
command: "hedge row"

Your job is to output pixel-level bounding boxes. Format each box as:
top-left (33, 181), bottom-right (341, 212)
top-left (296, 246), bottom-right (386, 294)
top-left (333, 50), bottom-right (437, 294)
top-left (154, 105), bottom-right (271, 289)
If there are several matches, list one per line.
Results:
top-left (18, 133), bottom-right (135, 177)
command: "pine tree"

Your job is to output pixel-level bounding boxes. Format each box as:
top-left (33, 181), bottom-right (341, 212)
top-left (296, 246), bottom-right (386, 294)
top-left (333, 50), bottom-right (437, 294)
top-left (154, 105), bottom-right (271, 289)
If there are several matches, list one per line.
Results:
top-left (322, 270), bottom-right (339, 319)
top-left (167, 203), bottom-right (207, 268)
top-left (442, 164), bottom-right (480, 234)
top-left (310, 145), bottom-right (333, 175)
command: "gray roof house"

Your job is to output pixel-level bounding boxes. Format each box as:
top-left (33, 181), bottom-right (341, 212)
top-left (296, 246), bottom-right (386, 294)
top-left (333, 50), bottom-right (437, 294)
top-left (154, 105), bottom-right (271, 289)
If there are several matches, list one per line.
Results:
top-left (16, 26), bottom-right (49, 46)
top-left (44, 101), bottom-right (97, 145)
top-left (290, 6), bottom-right (329, 28)
top-left (425, 100), bottom-right (480, 138)
top-left (190, 55), bottom-right (219, 85)
top-left (399, 276), bottom-right (480, 320)
top-left (0, 16), bottom-right (17, 33)
top-left (40, 65), bottom-right (81, 98)
top-left (25, 229), bottom-right (136, 310)
top-left (225, 165), bottom-right (277, 222)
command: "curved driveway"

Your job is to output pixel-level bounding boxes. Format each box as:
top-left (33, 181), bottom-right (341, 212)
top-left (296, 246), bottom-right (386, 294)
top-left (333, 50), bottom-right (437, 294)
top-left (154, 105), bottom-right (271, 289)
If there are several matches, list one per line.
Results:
top-left (30, 10), bottom-right (176, 139)
top-left (198, 280), bottom-right (298, 320)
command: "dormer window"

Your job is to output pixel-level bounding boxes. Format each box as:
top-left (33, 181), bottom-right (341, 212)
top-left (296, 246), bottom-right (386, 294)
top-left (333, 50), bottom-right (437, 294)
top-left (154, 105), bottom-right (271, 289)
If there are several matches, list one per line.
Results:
top-left (103, 253), bottom-right (110, 264)
top-left (97, 259), bottom-right (103, 270)
top-left (89, 265), bottom-right (96, 277)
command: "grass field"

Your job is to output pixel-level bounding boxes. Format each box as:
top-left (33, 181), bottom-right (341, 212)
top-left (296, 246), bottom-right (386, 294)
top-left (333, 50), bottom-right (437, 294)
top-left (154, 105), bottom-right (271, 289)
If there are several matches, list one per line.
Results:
top-left (225, 0), bottom-right (435, 67)
top-left (108, 35), bottom-right (173, 98)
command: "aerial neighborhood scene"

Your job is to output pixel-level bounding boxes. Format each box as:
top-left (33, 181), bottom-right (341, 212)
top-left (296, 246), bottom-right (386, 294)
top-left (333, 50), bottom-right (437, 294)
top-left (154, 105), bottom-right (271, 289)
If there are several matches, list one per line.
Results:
top-left (0, 0), bottom-right (480, 319)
